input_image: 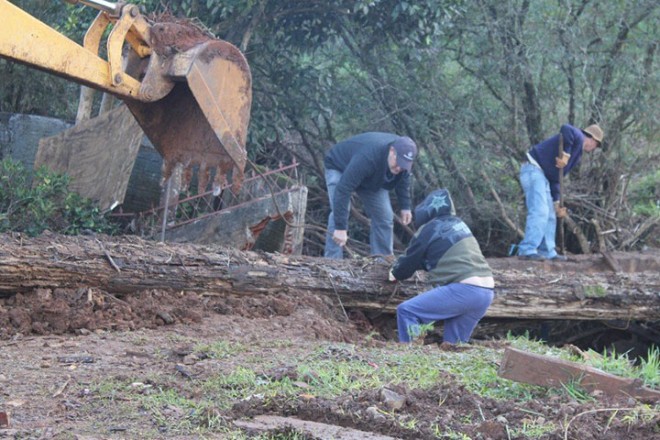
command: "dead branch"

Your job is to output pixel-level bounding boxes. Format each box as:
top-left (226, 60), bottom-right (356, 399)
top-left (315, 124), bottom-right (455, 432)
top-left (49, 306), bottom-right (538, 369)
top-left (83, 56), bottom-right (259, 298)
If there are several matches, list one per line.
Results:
top-left (480, 170), bottom-right (524, 238)
top-left (564, 215), bottom-right (591, 254)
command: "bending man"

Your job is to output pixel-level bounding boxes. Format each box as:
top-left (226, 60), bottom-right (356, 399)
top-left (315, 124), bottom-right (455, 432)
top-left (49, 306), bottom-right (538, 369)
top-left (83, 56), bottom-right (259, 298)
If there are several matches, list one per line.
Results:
top-left (391, 189), bottom-right (494, 344)
top-left (324, 132), bottom-right (417, 259)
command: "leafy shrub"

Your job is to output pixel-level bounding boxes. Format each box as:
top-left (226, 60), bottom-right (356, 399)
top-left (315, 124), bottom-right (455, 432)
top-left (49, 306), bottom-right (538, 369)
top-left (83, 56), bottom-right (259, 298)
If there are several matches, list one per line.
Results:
top-left (629, 170), bottom-right (660, 217)
top-left (0, 158), bottom-right (117, 236)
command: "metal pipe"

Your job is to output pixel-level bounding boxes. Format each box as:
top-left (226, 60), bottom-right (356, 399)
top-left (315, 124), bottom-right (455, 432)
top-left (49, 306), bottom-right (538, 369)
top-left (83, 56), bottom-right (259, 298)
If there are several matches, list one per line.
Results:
top-left (63, 0), bottom-right (120, 15)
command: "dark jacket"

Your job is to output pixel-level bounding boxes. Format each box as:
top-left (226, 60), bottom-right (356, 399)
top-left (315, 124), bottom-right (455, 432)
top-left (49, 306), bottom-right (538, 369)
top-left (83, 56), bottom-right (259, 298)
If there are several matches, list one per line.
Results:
top-left (392, 189), bottom-right (492, 285)
top-left (324, 132), bottom-right (412, 230)
top-left (528, 124), bottom-right (586, 201)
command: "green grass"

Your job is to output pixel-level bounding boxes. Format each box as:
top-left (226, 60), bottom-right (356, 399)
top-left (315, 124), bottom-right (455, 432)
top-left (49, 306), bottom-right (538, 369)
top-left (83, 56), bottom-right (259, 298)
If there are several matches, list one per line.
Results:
top-left (510, 417), bottom-right (557, 438)
top-left (583, 285), bottom-right (607, 297)
top-left (505, 332), bottom-right (568, 359)
top-left (405, 322), bottom-right (436, 341)
top-left (560, 376), bottom-right (596, 403)
top-left (579, 345), bottom-right (660, 390)
top-left (73, 336), bottom-right (659, 438)
top-left (224, 430), bottom-right (314, 439)
top-left (639, 346), bottom-right (660, 388)
top-left (193, 340), bottom-right (247, 359)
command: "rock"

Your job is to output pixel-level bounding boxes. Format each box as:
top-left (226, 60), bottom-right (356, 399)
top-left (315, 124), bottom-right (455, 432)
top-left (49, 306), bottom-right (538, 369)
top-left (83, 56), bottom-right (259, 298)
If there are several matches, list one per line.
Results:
top-left (366, 406), bottom-right (386, 421)
top-left (380, 387), bottom-right (406, 411)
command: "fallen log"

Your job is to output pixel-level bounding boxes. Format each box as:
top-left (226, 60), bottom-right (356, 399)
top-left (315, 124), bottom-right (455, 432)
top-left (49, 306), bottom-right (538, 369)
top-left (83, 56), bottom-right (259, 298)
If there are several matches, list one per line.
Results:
top-left (0, 232), bottom-right (658, 320)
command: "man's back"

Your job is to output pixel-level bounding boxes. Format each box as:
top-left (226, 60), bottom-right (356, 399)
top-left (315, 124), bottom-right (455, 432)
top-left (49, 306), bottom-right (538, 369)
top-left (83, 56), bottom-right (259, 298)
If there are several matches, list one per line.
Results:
top-left (324, 132), bottom-right (399, 171)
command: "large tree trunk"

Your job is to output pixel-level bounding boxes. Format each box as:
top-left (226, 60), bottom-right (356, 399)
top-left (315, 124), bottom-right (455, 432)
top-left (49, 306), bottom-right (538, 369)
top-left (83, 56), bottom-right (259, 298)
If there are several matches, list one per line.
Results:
top-left (1, 233), bottom-right (658, 320)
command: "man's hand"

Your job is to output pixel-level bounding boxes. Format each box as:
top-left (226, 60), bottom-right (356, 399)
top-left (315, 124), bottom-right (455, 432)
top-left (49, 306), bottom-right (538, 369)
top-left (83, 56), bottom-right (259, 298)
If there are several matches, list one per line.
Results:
top-left (388, 270), bottom-right (397, 283)
top-left (554, 202), bottom-right (567, 218)
top-left (555, 152), bottom-right (570, 169)
top-left (400, 209), bottom-right (412, 226)
top-left (332, 229), bottom-right (348, 247)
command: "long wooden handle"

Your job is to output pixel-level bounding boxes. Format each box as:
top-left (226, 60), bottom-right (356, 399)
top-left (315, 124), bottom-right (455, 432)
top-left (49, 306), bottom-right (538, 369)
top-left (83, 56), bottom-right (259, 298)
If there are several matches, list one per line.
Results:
top-left (558, 133), bottom-right (565, 254)
top-left (558, 133), bottom-right (564, 208)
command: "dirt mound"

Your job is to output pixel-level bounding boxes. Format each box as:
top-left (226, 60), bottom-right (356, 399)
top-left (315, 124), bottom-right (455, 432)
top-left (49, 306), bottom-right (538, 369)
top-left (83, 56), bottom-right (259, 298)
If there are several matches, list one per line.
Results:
top-left (0, 287), bottom-right (356, 342)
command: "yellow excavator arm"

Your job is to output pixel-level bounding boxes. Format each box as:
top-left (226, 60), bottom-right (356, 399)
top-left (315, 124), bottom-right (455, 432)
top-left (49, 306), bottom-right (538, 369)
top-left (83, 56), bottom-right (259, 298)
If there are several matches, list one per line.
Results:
top-left (0, 0), bottom-right (252, 191)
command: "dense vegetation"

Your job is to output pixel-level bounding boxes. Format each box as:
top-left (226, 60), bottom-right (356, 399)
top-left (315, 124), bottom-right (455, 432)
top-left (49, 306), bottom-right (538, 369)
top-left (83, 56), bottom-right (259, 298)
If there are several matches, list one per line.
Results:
top-left (1, 0), bottom-right (658, 256)
top-left (0, 159), bottom-right (117, 236)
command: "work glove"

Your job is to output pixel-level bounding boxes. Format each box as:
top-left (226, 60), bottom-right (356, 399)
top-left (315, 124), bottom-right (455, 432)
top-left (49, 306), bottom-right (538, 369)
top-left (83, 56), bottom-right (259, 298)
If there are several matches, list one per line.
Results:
top-left (555, 152), bottom-right (570, 169)
top-left (554, 202), bottom-right (567, 219)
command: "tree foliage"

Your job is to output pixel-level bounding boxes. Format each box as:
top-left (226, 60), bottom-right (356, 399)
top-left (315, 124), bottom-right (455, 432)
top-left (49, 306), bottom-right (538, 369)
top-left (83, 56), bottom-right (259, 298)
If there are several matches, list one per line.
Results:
top-left (0, 159), bottom-right (117, 236)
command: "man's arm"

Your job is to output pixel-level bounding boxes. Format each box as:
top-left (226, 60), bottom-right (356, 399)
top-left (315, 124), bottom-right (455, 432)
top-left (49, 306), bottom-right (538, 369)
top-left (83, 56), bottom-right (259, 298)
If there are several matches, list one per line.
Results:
top-left (559, 124), bottom-right (583, 158)
top-left (331, 158), bottom-right (372, 231)
top-left (548, 125), bottom-right (579, 201)
top-left (394, 172), bottom-right (412, 222)
top-left (391, 226), bottom-right (430, 281)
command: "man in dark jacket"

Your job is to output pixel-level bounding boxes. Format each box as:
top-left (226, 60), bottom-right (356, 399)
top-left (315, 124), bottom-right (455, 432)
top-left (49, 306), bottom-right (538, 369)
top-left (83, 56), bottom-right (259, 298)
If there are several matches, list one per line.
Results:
top-left (391, 189), bottom-right (494, 344)
top-left (518, 124), bottom-right (603, 261)
top-left (324, 132), bottom-right (417, 259)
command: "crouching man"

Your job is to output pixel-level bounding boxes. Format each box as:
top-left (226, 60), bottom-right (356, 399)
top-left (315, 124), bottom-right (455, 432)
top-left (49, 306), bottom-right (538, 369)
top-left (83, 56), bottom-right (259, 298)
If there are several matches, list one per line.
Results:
top-left (390, 189), bottom-right (495, 344)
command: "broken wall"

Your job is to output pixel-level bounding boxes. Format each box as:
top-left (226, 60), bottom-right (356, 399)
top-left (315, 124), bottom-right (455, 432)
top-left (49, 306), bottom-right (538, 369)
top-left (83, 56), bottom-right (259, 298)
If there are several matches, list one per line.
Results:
top-left (0, 111), bottom-right (161, 212)
top-left (0, 112), bottom-right (71, 179)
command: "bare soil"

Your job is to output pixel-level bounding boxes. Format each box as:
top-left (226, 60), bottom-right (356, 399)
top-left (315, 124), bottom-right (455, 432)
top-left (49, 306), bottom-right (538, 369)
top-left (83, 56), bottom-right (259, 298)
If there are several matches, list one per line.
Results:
top-left (1, 280), bottom-right (659, 439)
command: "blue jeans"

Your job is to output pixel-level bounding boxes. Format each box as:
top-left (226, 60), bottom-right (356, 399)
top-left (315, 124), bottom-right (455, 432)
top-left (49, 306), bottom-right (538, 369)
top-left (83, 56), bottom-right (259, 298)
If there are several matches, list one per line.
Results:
top-left (518, 163), bottom-right (558, 258)
top-left (324, 169), bottom-right (394, 259)
top-left (396, 283), bottom-right (494, 344)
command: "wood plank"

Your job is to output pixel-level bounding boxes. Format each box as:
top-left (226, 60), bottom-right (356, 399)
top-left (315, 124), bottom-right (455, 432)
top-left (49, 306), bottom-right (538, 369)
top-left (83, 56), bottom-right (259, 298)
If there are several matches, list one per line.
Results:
top-left (234, 415), bottom-right (401, 440)
top-left (0, 410), bottom-right (9, 427)
top-left (498, 347), bottom-right (660, 402)
top-left (34, 105), bottom-right (143, 210)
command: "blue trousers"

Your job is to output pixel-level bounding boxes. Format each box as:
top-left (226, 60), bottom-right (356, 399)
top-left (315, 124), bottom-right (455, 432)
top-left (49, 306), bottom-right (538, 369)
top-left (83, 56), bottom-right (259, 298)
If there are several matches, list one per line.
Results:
top-left (396, 283), bottom-right (494, 343)
top-left (518, 163), bottom-right (558, 258)
top-left (324, 169), bottom-right (394, 259)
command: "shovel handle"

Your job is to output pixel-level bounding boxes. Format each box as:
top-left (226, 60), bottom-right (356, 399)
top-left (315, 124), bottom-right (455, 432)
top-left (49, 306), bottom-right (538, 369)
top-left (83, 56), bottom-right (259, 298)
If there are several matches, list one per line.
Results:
top-left (558, 133), bottom-right (564, 208)
top-left (558, 133), bottom-right (565, 254)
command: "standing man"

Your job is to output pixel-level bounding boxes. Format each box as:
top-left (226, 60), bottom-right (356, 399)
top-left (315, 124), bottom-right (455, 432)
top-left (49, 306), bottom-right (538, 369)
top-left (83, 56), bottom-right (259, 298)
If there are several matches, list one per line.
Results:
top-left (324, 132), bottom-right (417, 259)
top-left (391, 189), bottom-right (495, 344)
top-left (518, 124), bottom-right (603, 261)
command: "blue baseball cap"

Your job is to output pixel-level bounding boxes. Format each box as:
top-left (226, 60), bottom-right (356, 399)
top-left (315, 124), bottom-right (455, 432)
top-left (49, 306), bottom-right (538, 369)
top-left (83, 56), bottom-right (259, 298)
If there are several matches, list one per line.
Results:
top-left (392, 137), bottom-right (417, 171)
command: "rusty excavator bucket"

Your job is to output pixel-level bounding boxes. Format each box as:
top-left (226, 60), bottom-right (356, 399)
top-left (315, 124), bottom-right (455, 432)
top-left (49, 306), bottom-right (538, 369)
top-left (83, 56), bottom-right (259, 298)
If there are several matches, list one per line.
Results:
top-left (125, 26), bottom-right (252, 192)
top-left (0, 0), bottom-right (252, 192)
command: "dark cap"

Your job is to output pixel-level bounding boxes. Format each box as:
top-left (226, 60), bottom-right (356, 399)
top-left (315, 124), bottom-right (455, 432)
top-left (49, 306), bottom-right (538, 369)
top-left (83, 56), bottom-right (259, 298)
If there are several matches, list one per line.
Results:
top-left (391, 137), bottom-right (417, 171)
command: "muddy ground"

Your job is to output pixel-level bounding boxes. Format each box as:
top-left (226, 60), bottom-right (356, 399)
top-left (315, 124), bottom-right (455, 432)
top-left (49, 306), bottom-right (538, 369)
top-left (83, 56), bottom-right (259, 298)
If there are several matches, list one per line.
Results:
top-left (1, 281), bottom-right (659, 439)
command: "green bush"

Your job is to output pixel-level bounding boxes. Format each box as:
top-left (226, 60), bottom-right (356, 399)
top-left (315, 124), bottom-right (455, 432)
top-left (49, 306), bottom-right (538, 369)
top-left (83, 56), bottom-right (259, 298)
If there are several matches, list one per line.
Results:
top-left (630, 170), bottom-right (660, 217)
top-left (0, 158), bottom-right (117, 236)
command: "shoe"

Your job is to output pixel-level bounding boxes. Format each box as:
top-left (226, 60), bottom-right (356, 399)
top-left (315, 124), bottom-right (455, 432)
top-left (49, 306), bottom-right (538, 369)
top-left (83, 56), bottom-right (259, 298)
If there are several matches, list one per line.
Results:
top-left (549, 254), bottom-right (568, 261)
top-left (518, 254), bottom-right (546, 261)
